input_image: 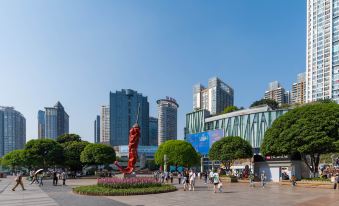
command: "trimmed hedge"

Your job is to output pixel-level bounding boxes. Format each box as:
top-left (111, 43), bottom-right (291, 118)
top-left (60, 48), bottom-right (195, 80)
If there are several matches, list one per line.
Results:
top-left (73, 184), bottom-right (177, 196)
top-left (97, 177), bottom-right (161, 189)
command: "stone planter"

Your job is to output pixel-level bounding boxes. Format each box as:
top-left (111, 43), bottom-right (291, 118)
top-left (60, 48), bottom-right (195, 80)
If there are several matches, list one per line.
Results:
top-left (220, 176), bottom-right (238, 183)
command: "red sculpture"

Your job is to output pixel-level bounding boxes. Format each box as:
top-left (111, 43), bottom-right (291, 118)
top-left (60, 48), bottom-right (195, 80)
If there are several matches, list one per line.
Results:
top-left (114, 123), bottom-right (140, 174)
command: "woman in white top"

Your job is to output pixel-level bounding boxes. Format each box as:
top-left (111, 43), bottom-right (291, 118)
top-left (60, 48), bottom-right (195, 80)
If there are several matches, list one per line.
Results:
top-left (213, 171), bottom-right (220, 193)
top-left (189, 170), bottom-right (196, 191)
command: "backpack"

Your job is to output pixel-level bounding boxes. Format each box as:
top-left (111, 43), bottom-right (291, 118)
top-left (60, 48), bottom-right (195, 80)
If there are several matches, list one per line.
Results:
top-left (213, 174), bottom-right (219, 183)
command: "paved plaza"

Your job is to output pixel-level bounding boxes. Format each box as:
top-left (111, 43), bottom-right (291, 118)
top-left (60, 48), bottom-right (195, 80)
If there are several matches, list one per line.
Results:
top-left (1, 177), bottom-right (339, 206)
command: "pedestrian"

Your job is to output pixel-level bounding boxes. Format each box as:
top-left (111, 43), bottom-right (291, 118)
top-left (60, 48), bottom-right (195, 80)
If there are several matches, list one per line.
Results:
top-left (39, 172), bottom-right (44, 186)
top-left (291, 175), bottom-right (297, 187)
top-left (53, 171), bottom-right (58, 186)
top-left (249, 172), bottom-right (255, 187)
top-left (260, 171), bottom-right (266, 188)
top-left (170, 172), bottom-right (173, 184)
top-left (61, 171), bottom-right (67, 185)
top-left (178, 172), bottom-right (182, 184)
top-left (183, 170), bottom-right (190, 191)
top-left (31, 172), bottom-right (40, 184)
top-left (12, 172), bottom-right (25, 191)
top-left (209, 169), bottom-right (214, 184)
top-left (212, 170), bottom-right (220, 193)
top-left (204, 171), bottom-right (208, 184)
top-left (189, 170), bottom-right (196, 191)
top-left (334, 174), bottom-right (339, 190)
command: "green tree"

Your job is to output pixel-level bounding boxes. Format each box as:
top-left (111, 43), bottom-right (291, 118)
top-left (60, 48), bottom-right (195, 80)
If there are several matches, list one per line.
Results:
top-left (154, 140), bottom-right (200, 168)
top-left (1, 150), bottom-right (28, 170)
top-left (250, 99), bottom-right (279, 109)
top-left (64, 141), bottom-right (90, 172)
top-left (261, 102), bottom-right (339, 176)
top-left (56, 133), bottom-right (81, 144)
top-left (209, 136), bottom-right (253, 170)
top-left (80, 144), bottom-right (116, 167)
top-left (25, 139), bottom-right (64, 169)
top-left (223, 106), bottom-right (239, 114)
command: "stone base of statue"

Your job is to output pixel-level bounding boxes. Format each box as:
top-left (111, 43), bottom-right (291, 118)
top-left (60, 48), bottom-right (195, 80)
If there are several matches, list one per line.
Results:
top-left (123, 172), bottom-right (136, 178)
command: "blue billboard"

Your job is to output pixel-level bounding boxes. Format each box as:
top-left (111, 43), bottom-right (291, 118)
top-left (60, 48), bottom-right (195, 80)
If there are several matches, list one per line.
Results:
top-left (186, 129), bottom-right (224, 155)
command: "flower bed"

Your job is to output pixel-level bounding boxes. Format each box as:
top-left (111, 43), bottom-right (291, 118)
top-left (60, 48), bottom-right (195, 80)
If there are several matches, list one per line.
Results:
top-left (73, 184), bottom-right (176, 196)
top-left (97, 177), bottom-right (161, 189)
top-left (73, 177), bottom-right (176, 196)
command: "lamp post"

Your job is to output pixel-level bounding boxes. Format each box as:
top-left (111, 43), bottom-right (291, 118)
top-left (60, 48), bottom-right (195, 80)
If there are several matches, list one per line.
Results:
top-left (164, 154), bottom-right (168, 172)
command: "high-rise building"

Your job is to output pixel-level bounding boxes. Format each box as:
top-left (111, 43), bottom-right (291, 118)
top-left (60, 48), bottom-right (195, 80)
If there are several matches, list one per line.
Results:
top-left (38, 110), bottom-right (45, 139)
top-left (110, 89), bottom-right (149, 146)
top-left (306, 0), bottom-right (339, 103)
top-left (264, 81), bottom-right (290, 105)
top-left (94, 115), bottom-right (100, 143)
top-left (100, 106), bottom-right (110, 144)
top-left (291, 72), bottom-right (306, 104)
top-left (157, 97), bottom-right (179, 145)
top-left (0, 107), bottom-right (26, 157)
top-left (39, 101), bottom-right (69, 140)
top-left (193, 77), bottom-right (234, 115)
top-left (149, 117), bottom-right (158, 146)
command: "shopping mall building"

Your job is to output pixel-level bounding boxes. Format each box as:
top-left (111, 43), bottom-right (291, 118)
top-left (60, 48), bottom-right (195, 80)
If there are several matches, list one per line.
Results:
top-left (185, 105), bottom-right (310, 181)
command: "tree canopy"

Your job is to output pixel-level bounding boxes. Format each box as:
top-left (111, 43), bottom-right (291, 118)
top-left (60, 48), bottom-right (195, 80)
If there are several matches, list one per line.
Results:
top-left (209, 136), bottom-right (253, 169)
top-left (154, 140), bottom-right (200, 167)
top-left (223, 106), bottom-right (239, 114)
top-left (64, 141), bottom-right (90, 172)
top-left (80, 144), bottom-right (116, 166)
top-left (261, 102), bottom-right (339, 175)
top-left (25, 139), bottom-right (64, 169)
top-left (56, 133), bottom-right (81, 144)
top-left (1, 149), bottom-right (28, 170)
top-left (250, 99), bottom-right (279, 109)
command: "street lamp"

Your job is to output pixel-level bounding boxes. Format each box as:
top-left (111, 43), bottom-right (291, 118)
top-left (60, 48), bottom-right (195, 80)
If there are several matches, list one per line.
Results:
top-left (164, 154), bottom-right (168, 172)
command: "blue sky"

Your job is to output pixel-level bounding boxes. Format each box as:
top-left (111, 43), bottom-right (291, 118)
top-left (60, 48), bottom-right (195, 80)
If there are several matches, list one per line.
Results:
top-left (0, 0), bottom-right (306, 142)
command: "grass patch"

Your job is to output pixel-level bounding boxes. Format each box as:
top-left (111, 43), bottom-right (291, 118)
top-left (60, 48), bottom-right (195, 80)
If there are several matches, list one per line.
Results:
top-left (301, 177), bottom-right (331, 182)
top-left (73, 184), bottom-right (177, 196)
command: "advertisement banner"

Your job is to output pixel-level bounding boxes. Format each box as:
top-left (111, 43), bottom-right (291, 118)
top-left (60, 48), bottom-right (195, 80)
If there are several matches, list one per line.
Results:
top-left (186, 129), bottom-right (224, 155)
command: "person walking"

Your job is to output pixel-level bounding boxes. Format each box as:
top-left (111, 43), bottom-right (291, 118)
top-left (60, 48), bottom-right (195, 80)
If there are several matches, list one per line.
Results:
top-left (12, 172), bottom-right (25, 191)
top-left (53, 171), bottom-right (58, 186)
top-left (260, 171), bottom-right (266, 188)
top-left (30, 173), bottom-right (39, 184)
top-left (39, 172), bottom-right (44, 187)
top-left (249, 172), bottom-right (255, 187)
top-left (178, 172), bottom-right (182, 184)
top-left (291, 175), bottom-right (297, 187)
top-left (170, 172), bottom-right (173, 184)
top-left (189, 170), bottom-right (196, 191)
top-left (212, 170), bottom-right (220, 193)
top-left (61, 171), bottom-right (67, 185)
top-left (183, 170), bottom-right (189, 191)
top-left (203, 171), bottom-right (208, 184)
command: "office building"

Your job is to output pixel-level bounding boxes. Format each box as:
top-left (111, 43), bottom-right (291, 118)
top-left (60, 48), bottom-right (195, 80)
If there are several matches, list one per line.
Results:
top-left (94, 115), bottom-right (100, 143)
top-left (110, 89), bottom-right (149, 146)
top-left (39, 101), bottom-right (69, 140)
top-left (157, 97), bottom-right (179, 145)
top-left (264, 81), bottom-right (290, 105)
top-left (0, 107), bottom-right (26, 157)
top-left (193, 77), bottom-right (234, 115)
top-left (100, 106), bottom-right (110, 144)
top-left (291, 72), bottom-right (306, 104)
top-left (38, 110), bottom-right (45, 139)
top-left (306, 0), bottom-right (339, 103)
top-left (149, 117), bottom-right (158, 146)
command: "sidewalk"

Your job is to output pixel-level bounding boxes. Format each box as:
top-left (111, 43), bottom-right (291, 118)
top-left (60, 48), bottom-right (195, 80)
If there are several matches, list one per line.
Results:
top-left (0, 177), bottom-right (59, 206)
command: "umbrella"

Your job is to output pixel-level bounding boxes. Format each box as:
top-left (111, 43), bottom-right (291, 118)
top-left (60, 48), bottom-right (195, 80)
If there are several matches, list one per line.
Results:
top-left (34, 169), bottom-right (44, 175)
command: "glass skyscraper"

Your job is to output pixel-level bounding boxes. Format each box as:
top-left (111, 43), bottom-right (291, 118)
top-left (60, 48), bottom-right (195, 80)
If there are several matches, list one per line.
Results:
top-left (110, 89), bottom-right (149, 146)
top-left (0, 107), bottom-right (26, 157)
top-left (157, 97), bottom-right (179, 146)
top-left (306, 0), bottom-right (339, 103)
top-left (94, 115), bottom-right (100, 143)
top-left (149, 117), bottom-right (158, 146)
top-left (39, 101), bottom-right (69, 140)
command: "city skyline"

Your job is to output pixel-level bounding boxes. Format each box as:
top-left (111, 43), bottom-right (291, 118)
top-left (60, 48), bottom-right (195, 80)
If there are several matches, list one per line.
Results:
top-left (0, 1), bottom-right (306, 142)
